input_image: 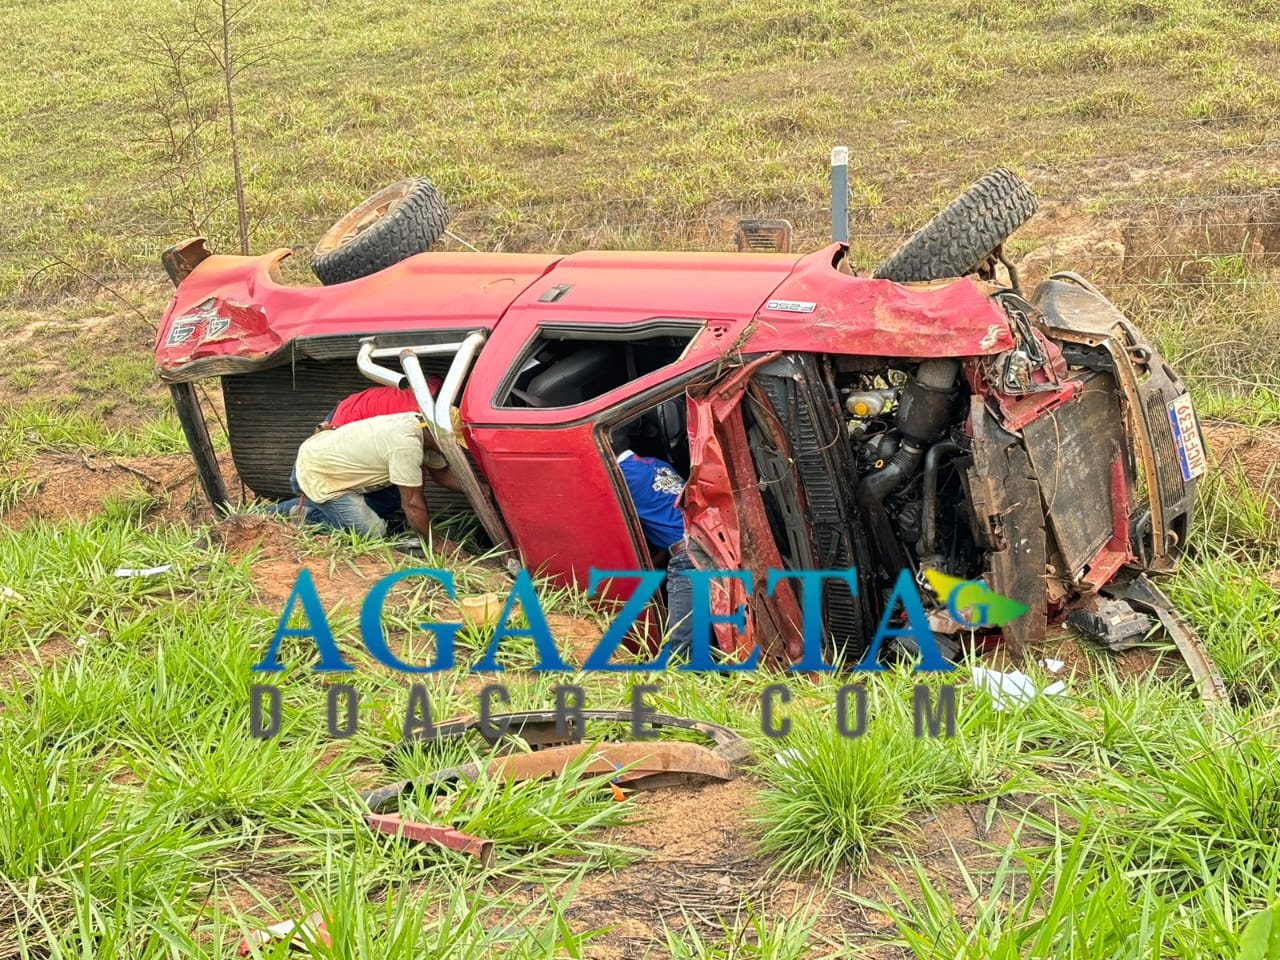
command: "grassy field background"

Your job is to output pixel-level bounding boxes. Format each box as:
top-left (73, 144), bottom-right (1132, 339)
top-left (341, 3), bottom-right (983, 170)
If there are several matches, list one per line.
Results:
top-left (4, 0), bottom-right (1280, 294)
top-left (2, 0), bottom-right (1280, 956)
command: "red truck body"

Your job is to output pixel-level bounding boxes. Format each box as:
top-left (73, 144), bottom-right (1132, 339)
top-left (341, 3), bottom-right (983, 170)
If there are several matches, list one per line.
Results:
top-left (154, 233), bottom-right (1204, 667)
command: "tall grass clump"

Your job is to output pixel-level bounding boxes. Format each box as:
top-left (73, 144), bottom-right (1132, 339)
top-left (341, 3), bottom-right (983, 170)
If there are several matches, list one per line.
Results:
top-left (859, 821), bottom-right (1232, 959)
top-left (748, 673), bottom-right (975, 878)
top-left (1067, 708), bottom-right (1280, 905)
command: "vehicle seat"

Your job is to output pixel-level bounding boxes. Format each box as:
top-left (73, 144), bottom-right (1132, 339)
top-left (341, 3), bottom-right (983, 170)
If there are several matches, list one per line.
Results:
top-left (524, 345), bottom-right (617, 406)
top-left (643, 398), bottom-right (689, 475)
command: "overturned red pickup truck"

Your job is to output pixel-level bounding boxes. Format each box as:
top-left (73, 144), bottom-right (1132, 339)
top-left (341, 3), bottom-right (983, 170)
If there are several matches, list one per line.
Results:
top-left (153, 169), bottom-right (1218, 690)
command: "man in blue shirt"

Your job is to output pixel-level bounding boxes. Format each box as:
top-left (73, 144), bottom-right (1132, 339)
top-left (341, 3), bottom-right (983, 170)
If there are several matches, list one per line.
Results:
top-left (612, 429), bottom-right (695, 659)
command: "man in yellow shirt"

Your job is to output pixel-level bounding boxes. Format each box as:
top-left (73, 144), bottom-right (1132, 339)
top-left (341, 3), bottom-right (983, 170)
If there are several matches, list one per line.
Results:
top-left (288, 411), bottom-right (462, 553)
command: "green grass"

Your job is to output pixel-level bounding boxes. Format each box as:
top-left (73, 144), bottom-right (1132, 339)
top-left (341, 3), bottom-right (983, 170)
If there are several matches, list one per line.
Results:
top-left (0, 402), bottom-right (188, 460)
top-left (845, 684), bottom-right (1280, 958)
top-left (748, 672), bottom-right (988, 878)
top-left (1, 423), bottom-right (1277, 955)
top-left (1128, 262), bottom-right (1280, 401)
top-left (4, 0), bottom-right (1280, 955)
top-left (858, 820), bottom-right (1237, 959)
top-left (4, 0), bottom-right (1280, 301)
top-left (660, 901), bottom-right (837, 959)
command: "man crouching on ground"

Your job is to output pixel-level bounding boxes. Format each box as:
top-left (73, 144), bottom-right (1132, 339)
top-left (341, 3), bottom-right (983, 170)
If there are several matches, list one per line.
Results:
top-left (290, 411), bottom-right (464, 555)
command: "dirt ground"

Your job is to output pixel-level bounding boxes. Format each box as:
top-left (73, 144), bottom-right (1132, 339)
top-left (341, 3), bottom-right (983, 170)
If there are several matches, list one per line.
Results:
top-left (543, 775), bottom-right (1028, 959)
top-left (3, 261), bottom-right (1279, 954)
top-left (1203, 421), bottom-right (1280, 497)
top-left (5, 451), bottom-right (217, 528)
top-left (153, 509), bottom-right (1193, 956)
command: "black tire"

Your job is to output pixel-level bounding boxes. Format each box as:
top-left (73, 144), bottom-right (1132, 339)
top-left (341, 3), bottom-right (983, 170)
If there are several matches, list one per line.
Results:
top-left (871, 168), bottom-right (1037, 283)
top-left (310, 177), bottom-right (450, 285)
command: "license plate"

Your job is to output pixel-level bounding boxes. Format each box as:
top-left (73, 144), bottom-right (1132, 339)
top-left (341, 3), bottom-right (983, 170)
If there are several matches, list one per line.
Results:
top-left (1167, 393), bottom-right (1208, 482)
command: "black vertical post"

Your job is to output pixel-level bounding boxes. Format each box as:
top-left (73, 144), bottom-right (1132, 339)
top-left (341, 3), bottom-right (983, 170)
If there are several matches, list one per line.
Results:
top-left (168, 381), bottom-right (230, 514)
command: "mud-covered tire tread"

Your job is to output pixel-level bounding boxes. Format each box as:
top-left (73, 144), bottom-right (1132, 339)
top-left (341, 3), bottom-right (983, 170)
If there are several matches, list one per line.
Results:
top-left (310, 178), bottom-right (450, 285)
top-left (871, 168), bottom-right (1037, 283)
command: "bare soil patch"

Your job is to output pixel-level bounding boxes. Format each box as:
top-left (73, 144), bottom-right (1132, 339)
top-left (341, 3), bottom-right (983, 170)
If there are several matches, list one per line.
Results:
top-left (0, 636), bottom-right (80, 692)
top-left (566, 778), bottom-right (762, 958)
top-left (1015, 193), bottom-right (1280, 287)
top-left (1016, 202), bottom-right (1129, 286)
top-left (1019, 627), bottom-right (1187, 688)
top-left (546, 612), bottom-right (605, 665)
top-left (560, 774), bottom-right (1028, 959)
top-left (1203, 421), bottom-right (1280, 498)
top-left (1, 451), bottom-right (225, 529)
top-left (0, 289), bottom-right (172, 423)
top-left (204, 514), bottom-right (396, 613)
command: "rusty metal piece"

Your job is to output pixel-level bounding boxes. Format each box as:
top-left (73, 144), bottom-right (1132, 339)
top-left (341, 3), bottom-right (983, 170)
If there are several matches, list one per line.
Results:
top-left (482, 740), bottom-right (734, 785)
top-left (160, 237), bottom-right (212, 288)
top-left (415, 707), bottom-right (748, 755)
top-left (1104, 574), bottom-right (1228, 707)
top-left (734, 218), bottom-right (793, 253)
top-left (366, 812), bottom-right (495, 866)
top-left (365, 742), bottom-right (736, 821)
top-left (236, 912), bottom-right (330, 956)
top-left (362, 708), bottom-right (752, 813)
top-left (965, 396), bottom-right (1048, 654)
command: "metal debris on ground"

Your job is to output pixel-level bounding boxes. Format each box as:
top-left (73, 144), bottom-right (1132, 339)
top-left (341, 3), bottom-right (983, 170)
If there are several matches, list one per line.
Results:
top-left (1067, 598), bottom-right (1155, 651)
top-left (1106, 574), bottom-right (1229, 706)
top-left (363, 709), bottom-right (751, 812)
top-left (365, 812), bottom-right (495, 866)
top-left (359, 709), bottom-right (753, 864)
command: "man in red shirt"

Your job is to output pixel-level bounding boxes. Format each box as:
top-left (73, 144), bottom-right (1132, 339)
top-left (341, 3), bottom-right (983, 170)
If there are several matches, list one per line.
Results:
top-left (278, 380), bottom-right (466, 532)
top-left (321, 379), bottom-right (460, 493)
top-left (324, 377), bottom-right (439, 427)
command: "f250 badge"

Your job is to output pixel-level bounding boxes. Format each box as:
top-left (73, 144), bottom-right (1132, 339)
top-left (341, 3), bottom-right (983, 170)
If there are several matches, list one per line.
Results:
top-left (765, 299), bottom-right (816, 313)
top-left (166, 298), bottom-right (230, 346)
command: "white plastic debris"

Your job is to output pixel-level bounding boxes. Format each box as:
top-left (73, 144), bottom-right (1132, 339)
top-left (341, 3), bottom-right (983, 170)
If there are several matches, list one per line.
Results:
top-left (1038, 658), bottom-right (1066, 674)
top-left (773, 748), bottom-right (801, 767)
top-left (113, 564), bottom-right (173, 577)
top-left (0, 585), bottom-right (24, 604)
top-left (972, 667), bottom-right (1066, 712)
top-left (772, 748), bottom-right (804, 781)
top-left (236, 911), bottom-right (330, 956)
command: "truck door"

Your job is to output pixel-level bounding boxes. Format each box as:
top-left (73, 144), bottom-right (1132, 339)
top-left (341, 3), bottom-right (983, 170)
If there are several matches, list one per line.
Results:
top-left (461, 319), bottom-right (704, 644)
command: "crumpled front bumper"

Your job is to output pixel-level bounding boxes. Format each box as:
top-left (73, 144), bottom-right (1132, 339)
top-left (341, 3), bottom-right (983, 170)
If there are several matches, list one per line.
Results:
top-left (1030, 272), bottom-right (1204, 574)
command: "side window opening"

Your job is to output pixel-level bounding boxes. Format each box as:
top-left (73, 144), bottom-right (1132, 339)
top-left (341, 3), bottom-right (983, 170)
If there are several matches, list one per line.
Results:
top-left (499, 326), bottom-right (698, 409)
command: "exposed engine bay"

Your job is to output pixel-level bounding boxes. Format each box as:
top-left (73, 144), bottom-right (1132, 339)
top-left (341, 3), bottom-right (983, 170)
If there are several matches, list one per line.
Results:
top-left (731, 275), bottom-right (1211, 691)
top-left (839, 357), bottom-right (979, 587)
